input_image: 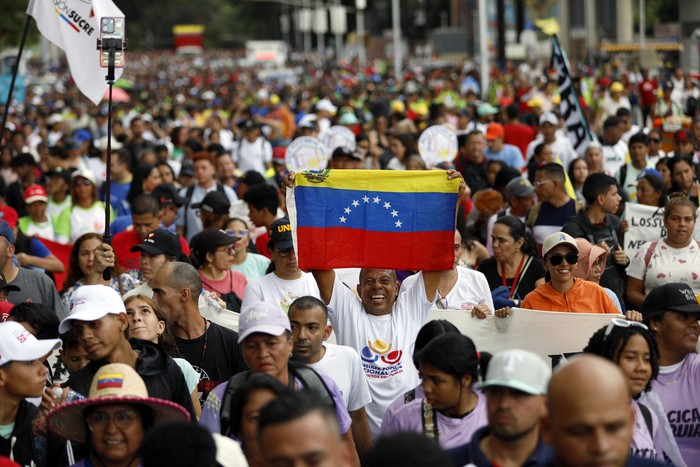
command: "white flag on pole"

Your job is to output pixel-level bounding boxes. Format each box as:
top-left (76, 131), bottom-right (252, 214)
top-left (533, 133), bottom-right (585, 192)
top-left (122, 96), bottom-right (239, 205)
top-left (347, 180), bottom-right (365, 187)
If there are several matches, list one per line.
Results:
top-left (27, 0), bottom-right (124, 106)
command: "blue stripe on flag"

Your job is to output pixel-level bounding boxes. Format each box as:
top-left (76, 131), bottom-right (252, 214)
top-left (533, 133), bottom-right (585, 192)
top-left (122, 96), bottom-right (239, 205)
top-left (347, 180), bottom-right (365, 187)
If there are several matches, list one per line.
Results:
top-left (295, 186), bottom-right (456, 232)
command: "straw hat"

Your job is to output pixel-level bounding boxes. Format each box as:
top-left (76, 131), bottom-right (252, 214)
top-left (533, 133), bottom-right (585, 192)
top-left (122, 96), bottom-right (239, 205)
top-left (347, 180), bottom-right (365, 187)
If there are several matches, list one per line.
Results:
top-left (47, 363), bottom-right (190, 443)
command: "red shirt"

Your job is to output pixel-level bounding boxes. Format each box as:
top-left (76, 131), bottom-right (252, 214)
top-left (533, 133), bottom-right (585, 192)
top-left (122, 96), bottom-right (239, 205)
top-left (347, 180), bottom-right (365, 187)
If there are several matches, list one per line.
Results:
top-left (503, 123), bottom-right (537, 160)
top-left (639, 79), bottom-right (658, 107)
top-left (113, 229), bottom-right (190, 272)
top-left (255, 232), bottom-right (271, 259)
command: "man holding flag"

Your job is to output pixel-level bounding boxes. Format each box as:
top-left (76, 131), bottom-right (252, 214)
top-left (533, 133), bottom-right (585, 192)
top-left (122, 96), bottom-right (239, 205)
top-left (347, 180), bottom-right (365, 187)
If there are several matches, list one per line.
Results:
top-left (285, 169), bottom-right (467, 438)
top-left (27, 0), bottom-right (124, 106)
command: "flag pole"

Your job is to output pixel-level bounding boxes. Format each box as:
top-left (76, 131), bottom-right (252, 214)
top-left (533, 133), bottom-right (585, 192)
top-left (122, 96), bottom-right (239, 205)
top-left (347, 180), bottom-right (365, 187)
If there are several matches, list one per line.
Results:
top-left (0, 15), bottom-right (31, 145)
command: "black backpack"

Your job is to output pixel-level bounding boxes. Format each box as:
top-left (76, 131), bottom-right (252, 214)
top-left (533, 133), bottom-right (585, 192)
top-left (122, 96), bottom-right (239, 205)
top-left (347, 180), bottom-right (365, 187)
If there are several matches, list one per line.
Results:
top-left (219, 362), bottom-right (336, 437)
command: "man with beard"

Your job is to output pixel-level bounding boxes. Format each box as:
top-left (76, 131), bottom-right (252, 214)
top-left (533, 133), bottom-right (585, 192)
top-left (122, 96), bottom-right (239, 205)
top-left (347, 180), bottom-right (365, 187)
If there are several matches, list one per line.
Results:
top-left (448, 349), bottom-right (552, 466)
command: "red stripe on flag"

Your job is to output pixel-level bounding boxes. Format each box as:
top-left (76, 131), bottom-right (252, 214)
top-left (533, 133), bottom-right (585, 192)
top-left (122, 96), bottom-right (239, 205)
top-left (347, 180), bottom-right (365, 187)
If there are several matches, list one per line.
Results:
top-left (39, 238), bottom-right (73, 290)
top-left (296, 227), bottom-right (454, 271)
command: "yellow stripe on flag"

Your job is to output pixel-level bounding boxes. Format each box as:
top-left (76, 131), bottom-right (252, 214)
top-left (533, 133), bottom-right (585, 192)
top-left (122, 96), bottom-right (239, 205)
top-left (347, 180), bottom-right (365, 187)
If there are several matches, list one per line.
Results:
top-left (295, 170), bottom-right (460, 194)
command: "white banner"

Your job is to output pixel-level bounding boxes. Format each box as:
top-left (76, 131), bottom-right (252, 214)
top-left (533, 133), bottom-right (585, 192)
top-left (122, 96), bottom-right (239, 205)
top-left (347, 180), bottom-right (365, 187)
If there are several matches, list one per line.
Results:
top-left (624, 203), bottom-right (700, 262)
top-left (428, 308), bottom-right (616, 366)
top-left (27, 0), bottom-right (125, 105)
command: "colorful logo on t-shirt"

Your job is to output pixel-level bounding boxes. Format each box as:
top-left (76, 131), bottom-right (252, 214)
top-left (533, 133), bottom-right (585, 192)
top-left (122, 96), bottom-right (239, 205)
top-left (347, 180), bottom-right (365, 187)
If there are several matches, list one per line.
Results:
top-left (360, 339), bottom-right (404, 379)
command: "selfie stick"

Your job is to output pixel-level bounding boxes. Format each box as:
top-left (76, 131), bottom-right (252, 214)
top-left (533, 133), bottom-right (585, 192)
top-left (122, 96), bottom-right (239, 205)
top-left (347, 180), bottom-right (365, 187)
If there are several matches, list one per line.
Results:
top-left (97, 33), bottom-right (126, 281)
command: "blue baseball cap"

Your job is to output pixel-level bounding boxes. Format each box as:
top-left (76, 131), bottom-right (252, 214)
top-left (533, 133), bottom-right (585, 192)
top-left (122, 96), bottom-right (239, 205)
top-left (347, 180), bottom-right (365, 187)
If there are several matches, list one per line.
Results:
top-left (0, 220), bottom-right (14, 244)
top-left (637, 168), bottom-right (663, 181)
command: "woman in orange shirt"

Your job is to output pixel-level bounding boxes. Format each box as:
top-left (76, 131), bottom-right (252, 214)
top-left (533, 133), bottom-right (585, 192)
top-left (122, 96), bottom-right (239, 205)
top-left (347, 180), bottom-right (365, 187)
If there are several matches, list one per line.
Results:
top-left (497, 232), bottom-right (621, 315)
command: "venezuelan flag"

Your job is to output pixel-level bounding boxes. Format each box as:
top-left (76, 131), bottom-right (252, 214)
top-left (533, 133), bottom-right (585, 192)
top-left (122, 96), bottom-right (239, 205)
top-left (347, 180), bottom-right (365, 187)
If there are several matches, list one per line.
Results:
top-left (288, 170), bottom-right (459, 270)
top-left (97, 373), bottom-right (124, 390)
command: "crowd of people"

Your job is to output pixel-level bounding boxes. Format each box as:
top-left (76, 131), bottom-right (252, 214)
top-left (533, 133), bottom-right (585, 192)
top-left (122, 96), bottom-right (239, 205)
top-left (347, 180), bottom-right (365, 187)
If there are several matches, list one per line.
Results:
top-left (0, 49), bottom-right (699, 466)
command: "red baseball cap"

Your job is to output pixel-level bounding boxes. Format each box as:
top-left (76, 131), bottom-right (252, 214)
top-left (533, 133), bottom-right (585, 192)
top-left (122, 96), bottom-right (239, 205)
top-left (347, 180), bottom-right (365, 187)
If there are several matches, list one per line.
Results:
top-left (23, 184), bottom-right (48, 204)
top-left (485, 123), bottom-right (505, 141)
top-left (0, 207), bottom-right (18, 228)
top-left (272, 147), bottom-right (287, 164)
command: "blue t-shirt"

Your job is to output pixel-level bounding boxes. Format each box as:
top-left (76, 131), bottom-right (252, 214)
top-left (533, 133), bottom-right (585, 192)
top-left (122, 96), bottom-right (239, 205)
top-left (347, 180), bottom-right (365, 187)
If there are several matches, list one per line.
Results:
top-left (485, 143), bottom-right (525, 170)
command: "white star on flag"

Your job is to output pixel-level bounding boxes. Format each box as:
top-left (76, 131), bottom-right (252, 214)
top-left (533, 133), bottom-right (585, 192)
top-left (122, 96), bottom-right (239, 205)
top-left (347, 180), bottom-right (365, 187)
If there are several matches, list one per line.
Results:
top-left (391, 210), bottom-right (399, 217)
top-left (395, 220), bottom-right (403, 228)
top-left (352, 200), bottom-right (360, 207)
top-left (339, 216), bottom-right (347, 223)
top-left (363, 196), bottom-right (370, 203)
top-left (383, 202), bottom-right (391, 209)
top-left (344, 207), bottom-right (352, 214)
top-left (373, 196), bottom-right (381, 204)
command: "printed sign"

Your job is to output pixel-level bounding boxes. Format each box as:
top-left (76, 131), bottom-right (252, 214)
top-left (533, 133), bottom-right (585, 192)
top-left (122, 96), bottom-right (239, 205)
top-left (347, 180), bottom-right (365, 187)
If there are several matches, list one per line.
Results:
top-left (286, 136), bottom-right (330, 172)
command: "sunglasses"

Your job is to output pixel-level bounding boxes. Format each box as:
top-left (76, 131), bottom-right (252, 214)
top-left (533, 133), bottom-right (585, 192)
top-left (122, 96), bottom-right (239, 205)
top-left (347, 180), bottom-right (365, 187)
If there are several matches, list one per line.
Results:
top-left (546, 252), bottom-right (579, 266)
top-left (604, 317), bottom-right (648, 339)
top-left (436, 296), bottom-right (449, 309)
top-left (649, 138), bottom-right (660, 143)
top-left (73, 178), bottom-right (93, 186)
top-left (226, 229), bottom-right (249, 238)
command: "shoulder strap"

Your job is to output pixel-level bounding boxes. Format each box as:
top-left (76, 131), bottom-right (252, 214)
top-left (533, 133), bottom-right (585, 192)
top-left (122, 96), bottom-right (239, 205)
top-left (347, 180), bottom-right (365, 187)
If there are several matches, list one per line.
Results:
top-left (216, 183), bottom-right (226, 194)
top-left (421, 399), bottom-right (439, 442)
top-left (288, 362), bottom-right (336, 410)
top-left (183, 184), bottom-right (196, 238)
top-left (638, 402), bottom-right (653, 436)
top-left (220, 371), bottom-right (251, 437)
top-left (619, 164), bottom-right (628, 186)
top-left (644, 241), bottom-right (659, 269)
top-left (526, 202), bottom-right (542, 228)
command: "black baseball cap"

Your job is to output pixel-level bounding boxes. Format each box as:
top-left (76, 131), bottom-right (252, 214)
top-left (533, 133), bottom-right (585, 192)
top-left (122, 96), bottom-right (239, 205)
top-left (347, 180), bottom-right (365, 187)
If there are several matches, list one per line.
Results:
top-left (0, 271), bottom-right (20, 292)
top-left (151, 183), bottom-right (189, 208)
top-left (269, 217), bottom-right (293, 251)
top-left (130, 229), bottom-right (183, 258)
top-left (641, 283), bottom-right (700, 323)
top-left (191, 191), bottom-right (231, 215)
top-left (190, 229), bottom-right (239, 257)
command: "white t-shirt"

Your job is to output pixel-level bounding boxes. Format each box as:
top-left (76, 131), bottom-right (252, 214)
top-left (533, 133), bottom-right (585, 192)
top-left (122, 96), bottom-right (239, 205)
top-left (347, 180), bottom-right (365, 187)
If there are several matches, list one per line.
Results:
top-left (20, 217), bottom-right (55, 240)
top-left (47, 196), bottom-right (71, 219)
top-left (232, 137), bottom-right (272, 176)
top-left (328, 272), bottom-right (433, 438)
top-left (525, 135), bottom-right (577, 169)
top-left (310, 343), bottom-right (372, 412)
top-left (626, 239), bottom-right (700, 296)
top-left (400, 267), bottom-right (494, 312)
top-left (177, 183), bottom-right (238, 242)
top-left (241, 272), bottom-right (320, 312)
top-left (602, 140), bottom-right (629, 177)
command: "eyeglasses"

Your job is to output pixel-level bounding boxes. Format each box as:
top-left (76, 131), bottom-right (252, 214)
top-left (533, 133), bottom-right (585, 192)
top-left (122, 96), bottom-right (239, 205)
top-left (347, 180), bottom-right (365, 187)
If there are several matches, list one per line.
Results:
top-left (546, 252), bottom-right (579, 266)
top-left (649, 138), bottom-right (660, 143)
top-left (277, 248), bottom-right (295, 258)
top-left (86, 409), bottom-right (140, 432)
top-left (226, 229), bottom-right (248, 238)
top-left (436, 296), bottom-right (449, 309)
top-left (604, 317), bottom-right (648, 339)
top-left (217, 246), bottom-right (235, 255)
top-left (73, 179), bottom-right (93, 186)
top-left (534, 179), bottom-right (553, 187)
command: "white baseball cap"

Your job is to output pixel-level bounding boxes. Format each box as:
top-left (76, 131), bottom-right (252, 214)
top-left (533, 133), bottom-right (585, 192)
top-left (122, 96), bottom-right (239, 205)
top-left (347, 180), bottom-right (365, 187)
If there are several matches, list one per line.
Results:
top-left (0, 321), bottom-right (62, 366)
top-left (59, 284), bottom-right (127, 334)
top-left (238, 301), bottom-right (291, 343)
top-left (539, 112), bottom-right (559, 126)
top-left (542, 231), bottom-right (579, 257)
top-left (480, 349), bottom-right (551, 395)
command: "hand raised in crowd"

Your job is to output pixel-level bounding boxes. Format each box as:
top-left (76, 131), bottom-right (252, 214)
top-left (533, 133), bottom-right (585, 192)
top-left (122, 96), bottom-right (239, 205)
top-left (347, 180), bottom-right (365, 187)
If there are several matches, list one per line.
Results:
top-left (446, 169), bottom-right (470, 199)
top-left (613, 245), bottom-right (628, 266)
top-left (40, 383), bottom-right (69, 415)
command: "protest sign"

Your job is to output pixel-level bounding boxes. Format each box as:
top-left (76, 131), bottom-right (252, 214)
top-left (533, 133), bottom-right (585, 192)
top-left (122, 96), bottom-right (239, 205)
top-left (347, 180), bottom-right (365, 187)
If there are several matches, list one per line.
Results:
top-left (285, 136), bottom-right (329, 172)
top-left (418, 125), bottom-right (457, 168)
top-left (624, 203), bottom-right (700, 261)
top-left (428, 307), bottom-right (616, 366)
top-left (323, 125), bottom-right (356, 152)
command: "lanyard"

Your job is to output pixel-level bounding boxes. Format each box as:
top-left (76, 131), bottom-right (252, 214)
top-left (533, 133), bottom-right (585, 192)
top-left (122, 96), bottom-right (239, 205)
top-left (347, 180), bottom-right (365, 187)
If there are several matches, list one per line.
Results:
top-left (501, 254), bottom-right (526, 299)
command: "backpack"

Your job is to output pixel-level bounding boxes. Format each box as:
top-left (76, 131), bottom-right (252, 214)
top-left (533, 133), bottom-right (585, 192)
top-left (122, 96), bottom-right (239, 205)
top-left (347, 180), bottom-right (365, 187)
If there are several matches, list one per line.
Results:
top-left (219, 362), bottom-right (336, 437)
top-left (184, 183), bottom-right (227, 238)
